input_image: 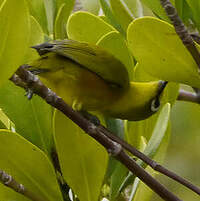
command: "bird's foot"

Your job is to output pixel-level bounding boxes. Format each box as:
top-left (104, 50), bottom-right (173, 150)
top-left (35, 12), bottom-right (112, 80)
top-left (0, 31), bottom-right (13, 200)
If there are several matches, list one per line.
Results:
top-left (79, 111), bottom-right (100, 126)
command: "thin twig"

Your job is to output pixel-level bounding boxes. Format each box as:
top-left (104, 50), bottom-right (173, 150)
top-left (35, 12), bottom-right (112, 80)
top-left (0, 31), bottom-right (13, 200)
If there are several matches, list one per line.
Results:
top-left (10, 66), bottom-right (182, 201)
top-left (0, 169), bottom-right (48, 201)
top-left (99, 125), bottom-right (200, 196)
top-left (178, 90), bottom-right (200, 103)
top-left (160, 0), bottom-right (200, 70)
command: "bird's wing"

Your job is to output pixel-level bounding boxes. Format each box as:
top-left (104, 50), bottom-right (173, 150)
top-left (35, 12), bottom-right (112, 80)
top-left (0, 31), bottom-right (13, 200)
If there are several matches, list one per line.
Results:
top-left (32, 40), bottom-right (130, 89)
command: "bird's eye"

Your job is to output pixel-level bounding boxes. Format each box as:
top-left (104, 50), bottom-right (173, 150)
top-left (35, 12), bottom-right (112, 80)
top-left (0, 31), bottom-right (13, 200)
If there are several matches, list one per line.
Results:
top-left (151, 98), bottom-right (160, 112)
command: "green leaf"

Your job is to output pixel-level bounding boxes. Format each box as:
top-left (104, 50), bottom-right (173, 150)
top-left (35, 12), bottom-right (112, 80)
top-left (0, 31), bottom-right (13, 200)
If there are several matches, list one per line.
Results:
top-left (185, 0), bottom-right (200, 30)
top-left (67, 11), bottom-right (115, 43)
top-left (0, 108), bottom-right (12, 129)
top-left (0, 81), bottom-right (54, 154)
top-left (110, 162), bottom-right (128, 201)
top-left (127, 17), bottom-right (200, 88)
top-left (0, 130), bottom-right (63, 201)
top-left (80, 0), bottom-right (100, 14)
top-left (54, 110), bottom-right (108, 201)
top-left (54, 1), bottom-right (75, 39)
top-left (99, 0), bottom-right (125, 35)
top-left (110, 0), bottom-right (134, 31)
top-left (140, 0), bottom-right (169, 21)
top-left (27, 0), bottom-right (49, 34)
top-left (43, 0), bottom-right (56, 35)
top-left (123, 105), bottom-right (171, 194)
top-left (0, 0), bottom-right (30, 87)
top-left (97, 31), bottom-right (134, 79)
top-left (25, 16), bottom-right (44, 63)
top-left (132, 125), bottom-right (171, 201)
top-left (104, 118), bottom-right (128, 200)
top-left (175, 0), bottom-right (193, 23)
top-left (123, 0), bottom-right (143, 17)
top-left (138, 103), bottom-right (171, 167)
top-left (0, 0), bottom-right (4, 7)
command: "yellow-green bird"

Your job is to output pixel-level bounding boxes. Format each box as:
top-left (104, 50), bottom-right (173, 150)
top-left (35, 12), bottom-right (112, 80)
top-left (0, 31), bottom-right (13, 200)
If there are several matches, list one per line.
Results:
top-left (28, 40), bottom-right (167, 121)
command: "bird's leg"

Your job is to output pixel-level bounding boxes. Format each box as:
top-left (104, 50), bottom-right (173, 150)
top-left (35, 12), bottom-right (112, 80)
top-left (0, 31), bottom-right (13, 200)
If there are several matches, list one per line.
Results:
top-left (79, 110), bottom-right (100, 126)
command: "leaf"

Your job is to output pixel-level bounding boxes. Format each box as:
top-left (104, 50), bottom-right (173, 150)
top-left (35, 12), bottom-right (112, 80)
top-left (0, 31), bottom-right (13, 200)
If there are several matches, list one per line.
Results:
top-left (123, 105), bottom-right (171, 194)
top-left (97, 31), bottom-right (134, 78)
top-left (43, 0), bottom-right (56, 35)
top-left (67, 11), bottom-right (115, 43)
top-left (132, 125), bottom-right (171, 201)
top-left (140, 0), bottom-right (169, 21)
top-left (138, 103), bottom-right (171, 167)
top-left (54, 1), bottom-right (75, 39)
top-left (26, 0), bottom-right (49, 34)
top-left (0, 81), bottom-right (54, 154)
top-left (110, 0), bottom-right (134, 31)
top-left (0, 108), bottom-right (12, 129)
top-left (25, 16), bottom-right (44, 63)
top-left (0, 0), bottom-right (30, 87)
top-left (103, 118), bottom-right (128, 200)
top-left (175, 0), bottom-right (193, 23)
top-left (99, 0), bottom-right (125, 35)
top-left (185, 0), bottom-right (200, 30)
top-left (123, 0), bottom-right (143, 17)
top-left (127, 17), bottom-right (200, 88)
top-left (54, 110), bottom-right (108, 201)
top-left (110, 162), bottom-right (128, 201)
top-left (0, 0), bottom-right (4, 7)
top-left (0, 130), bottom-right (63, 201)
top-left (80, 0), bottom-right (100, 14)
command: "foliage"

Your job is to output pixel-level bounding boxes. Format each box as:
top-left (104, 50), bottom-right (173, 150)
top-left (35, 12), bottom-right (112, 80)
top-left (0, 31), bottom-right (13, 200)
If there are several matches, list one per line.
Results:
top-left (0, 0), bottom-right (199, 201)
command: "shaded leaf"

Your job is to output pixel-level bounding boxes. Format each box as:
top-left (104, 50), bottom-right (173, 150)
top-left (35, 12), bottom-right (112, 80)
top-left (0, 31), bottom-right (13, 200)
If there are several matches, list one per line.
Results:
top-left (80, 0), bottom-right (100, 14)
top-left (67, 11), bottom-right (115, 43)
top-left (54, 1), bottom-right (75, 39)
top-left (127, 17), bottom-right (200, 88)
top-left (110, 0), bottom-right (134, 31)
top-left (25, 16), bottom-right (44, 63)
top-left (0, 0), bottom-right (30, 87)
top-left (54, 110), bottom-right (108, 201)
top-left (138, 103), bottom-right (171, 167)
top-left (99, 0), bottom-right (125, 35)
top-left (0, 130), bottom-right (63, 201)
top-left (97, 31), bottom-right (134, 78)
top-left (140, 0), bottom-right (169, 21)
top-left (0, 81), bottom-right (54, 154)
top-left (27, 0), bottom-right (48, 34)
top-left (43, 0), bottom-right (56, 35)
top-left (123, 0), bottom-right (143, 17)
top-left (185, 0), bottom-right (200, 30)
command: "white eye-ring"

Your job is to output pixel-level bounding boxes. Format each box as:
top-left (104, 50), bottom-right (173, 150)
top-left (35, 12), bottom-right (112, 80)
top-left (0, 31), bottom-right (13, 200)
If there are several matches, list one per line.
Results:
top-left (151, 98), bottom-right (160, 112)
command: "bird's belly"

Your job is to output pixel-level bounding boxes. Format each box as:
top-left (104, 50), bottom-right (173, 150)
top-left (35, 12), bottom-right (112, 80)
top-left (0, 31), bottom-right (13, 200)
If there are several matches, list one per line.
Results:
top-left (39, 68), bottom-right (122, 111)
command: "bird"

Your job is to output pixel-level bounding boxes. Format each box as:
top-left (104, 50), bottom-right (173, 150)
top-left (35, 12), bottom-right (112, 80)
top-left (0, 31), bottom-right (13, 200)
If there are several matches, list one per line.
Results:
top-left (26, 39), bottom-right (167, 121)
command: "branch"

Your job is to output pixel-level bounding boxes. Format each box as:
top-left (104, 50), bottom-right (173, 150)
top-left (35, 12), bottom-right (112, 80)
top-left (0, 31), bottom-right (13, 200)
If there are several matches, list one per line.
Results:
top-left (0, 169), bottom-right (48, 201)
top-left (178, 90), bottom-right (200, 103)
top-left (10, 66), bottom-right (182, 201)
top-left (99, 125), bottom-right (200, 196)
top-left (160, 0), bottom-right (200, 70)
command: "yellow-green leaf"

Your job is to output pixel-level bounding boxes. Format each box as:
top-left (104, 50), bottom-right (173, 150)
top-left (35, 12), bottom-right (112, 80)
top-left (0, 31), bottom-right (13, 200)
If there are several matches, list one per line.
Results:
top-left (67, 11), bottom-right (115, 43)
top-left (25, 16), bottom-right (44, 63)
top-left (54, 1), bottom-right (75, 39)
top-left (54, 111), bottom-right (108, 201)
top-left (26, 0), bottom-right (48, 34)
top-left (127, 17), bottom-right (200, 88)
top-left (0, 0), bottom-right (30, 87)
top-left (110, 0), bottom-right (134, 31)
top-left (0, 130), bottom-right (63, 201)
top-left (97, 31), bottom-right (134, 79)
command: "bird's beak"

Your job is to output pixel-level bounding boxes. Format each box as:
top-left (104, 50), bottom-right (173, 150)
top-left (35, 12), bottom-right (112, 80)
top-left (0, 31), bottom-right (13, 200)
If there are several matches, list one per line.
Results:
top-left (157, 81), bottom-right (168, 97)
